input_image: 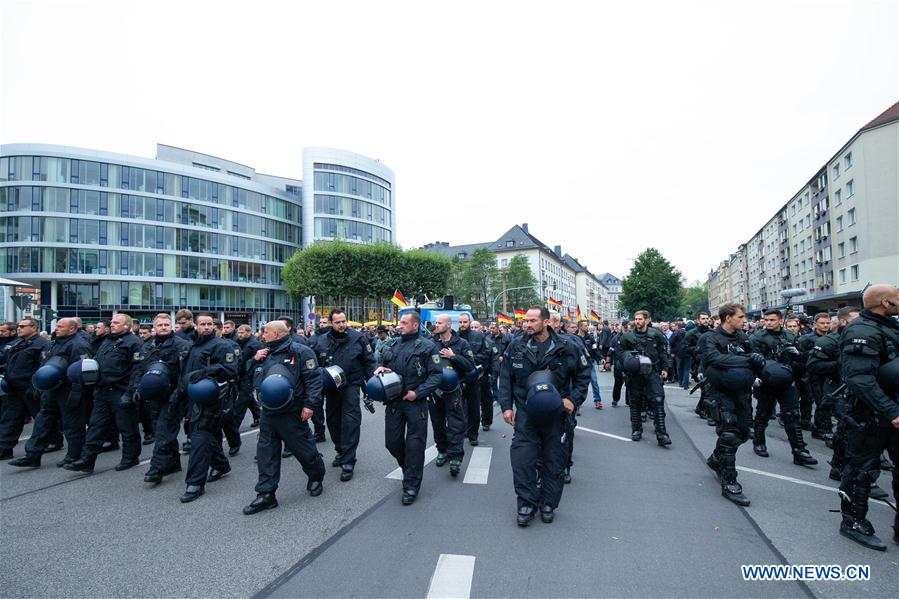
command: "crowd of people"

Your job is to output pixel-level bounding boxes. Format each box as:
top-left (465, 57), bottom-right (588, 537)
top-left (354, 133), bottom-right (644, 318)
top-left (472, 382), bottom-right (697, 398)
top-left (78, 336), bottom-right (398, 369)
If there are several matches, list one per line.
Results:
top-left (1, 284), bottom-right (897, 550)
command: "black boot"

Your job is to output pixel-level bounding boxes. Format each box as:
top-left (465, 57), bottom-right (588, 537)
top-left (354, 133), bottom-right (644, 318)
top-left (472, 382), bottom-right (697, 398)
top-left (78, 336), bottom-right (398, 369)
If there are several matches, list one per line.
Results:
top-left (630, 402), bottom-right (643, 442)
top-left (653, 405), bottom-right (671, 446)
top-left (63, 457), bottom-right (95, 473)
top-left (179, 485), bottom-right (204, 503)
top-left (752, 420), bottom-right (768, 457)
top-left (243, 492), bottom-right (278, 515)
top-left (517, 504), bottom-right (535, 527)
top-left (8, 455), bottom-right (41, 468)
top-left (840, 517), bottom-right (886, 551)
top-left (785, 413), bottom-right (817, 465)
top-left (719, 454), bottom-right (750, 506)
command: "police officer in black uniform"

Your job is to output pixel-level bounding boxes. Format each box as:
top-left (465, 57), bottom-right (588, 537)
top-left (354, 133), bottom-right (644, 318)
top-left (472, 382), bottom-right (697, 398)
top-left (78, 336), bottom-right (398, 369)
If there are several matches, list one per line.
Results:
top-left (431, 313), bottom-right (475, 477)
top-left (700, 303), bottom-right (765, 506)
top-left (280, 315), bottom-right (326, 443)
top-left (801, 312), bottom-right (837, 442)
top-left (223, 324), bottom-right (263, 445)
top-left (9, 318), bottom-right (93, 468)
top-left (242, 320), bottom-right (326, 514)
top-left (458, 313), bottom-right (491, 446)
top-left (684, 312), bottom-right (713, 421)
top-left (749, 309), bottom-right (817, 466)
top-left (471, 320), bottom-right (499, 433)
top-left (618, 310), bottom-right (672, 445)
top-left (313, 308), bottom-right (376, 481)
top-left (498, 306), bottom-right (591, 526)
top-left (177, 314), bottom-right (239, 502)
top-left (0, 318), bottom-right (50, 460)
top-left (836, 284), bottom-right (899, 550)
top-left (374, 310), bottom-right (442, 505)
top-left (64, 313), bottom-right (145, 473)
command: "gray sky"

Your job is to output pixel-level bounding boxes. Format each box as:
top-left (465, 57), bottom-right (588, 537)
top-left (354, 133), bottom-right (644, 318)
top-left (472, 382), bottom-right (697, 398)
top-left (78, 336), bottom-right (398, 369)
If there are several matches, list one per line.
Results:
top-left (2, 0), bottom-right (897, 284)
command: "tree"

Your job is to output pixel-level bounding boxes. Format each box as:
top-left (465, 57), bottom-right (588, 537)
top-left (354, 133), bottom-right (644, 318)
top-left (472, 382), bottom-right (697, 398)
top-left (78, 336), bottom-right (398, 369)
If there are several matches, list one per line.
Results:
top-left (619, 248), bottom-right (683, 321)
top-left (500, 254), bottom-right (540, 312)
top-left (679, 282), bottom-right (709, 319)
top-left (461, 248), bottom-right (498, 317)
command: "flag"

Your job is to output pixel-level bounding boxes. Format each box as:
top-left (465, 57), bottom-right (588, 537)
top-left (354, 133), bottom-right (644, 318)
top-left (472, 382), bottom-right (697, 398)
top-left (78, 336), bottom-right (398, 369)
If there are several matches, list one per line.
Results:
top-left (547, 297), bottom-right (562, 308)
top-left (497, 312), bottom-right (513, 325)
top-left (576, 306), bottom-right (583, 322)
top-left (589, 310), bottom-right (601, 323)
top-left (391, 289), bottom-right (407, 309)
top-left (514, 309), bottom-right (527, 320)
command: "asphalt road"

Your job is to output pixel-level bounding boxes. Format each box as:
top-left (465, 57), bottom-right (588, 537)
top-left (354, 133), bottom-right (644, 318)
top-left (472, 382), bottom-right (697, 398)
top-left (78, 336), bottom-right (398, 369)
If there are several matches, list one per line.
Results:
top-left (2, 370), bottom-right (898, 598)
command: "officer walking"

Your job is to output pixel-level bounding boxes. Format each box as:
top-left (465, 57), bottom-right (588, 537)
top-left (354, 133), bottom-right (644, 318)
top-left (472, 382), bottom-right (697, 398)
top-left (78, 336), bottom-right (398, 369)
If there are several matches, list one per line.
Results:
top-left (802, 312), bottom-right (837, 442)
top-left (313, 308), bottom-right (376, 481)
top-left (700, 303), bottom-right (765, 506)
top-left (836, 284), bottom-right (899, 550)
top-left (64, 313), bottom-right (145, 473)
top-left (8, 318), bottom-right (93, 468)
top-left (618, 310), bottom-right (672, 445)
top-left (458, 313), bottom-right (491, 446)
top-left (373, 310), bottom-right (442, 505)
top-left (223, 324), bottom-right (263, 450)
top-left (176, 314), bottom-right (238, 502)
top-left (498, 307), bottom-right (591, 526)
top-left (749, 309), bottom-right (817, 466)
top-left (242, 320), bottom-right (326, 514)
top-left (0, 318), bottom-right (50, 459)
top-left (431, 313), bottom-right (475, 477)
top-left (684, 312), bottom-right (713, 420)
top-left (470, 320), bottom-right (499, 433)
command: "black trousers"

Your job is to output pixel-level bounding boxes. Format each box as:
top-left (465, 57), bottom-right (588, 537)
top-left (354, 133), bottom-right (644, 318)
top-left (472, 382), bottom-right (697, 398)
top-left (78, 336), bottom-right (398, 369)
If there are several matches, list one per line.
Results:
top-left (809, 378), bottom-right (835, 435)
top-left (428, 390), bottom-right (466, 459)
top-left (25, 389), bottom-right (84, 460)
top-left (627, 374), bottom-right (667, 435)
top-left (564, 412), bottom-right (576, 469)
top-left (479, 376), bottom-right (495, 427)
top-left (149, 398), bottom-right (185, 472)
top-left (81, 386), bottom-right (140, 463)
top-left (222, 385), bottom-right (250, 450)
top-left (710, 388), bottom-right (752, 486)
top-left (830, 389), bottom-right (851, 469)
top-left (753, 384), bottom-right (805, 451)
top-left (255, 408), bottom-right (325, 494)
top-left (463, 381), bottom-right (481, 441)
top-left (510, 407), bottom-right (567, 509)
top-left (385, 399), bottom-right (429, 492)
top-left (325, 385), bottom-right (362, 466)
top-left (612, 367), bottom-right (624, 403)
top-left (798, 379), bottom-right (814, 425)
top-left (138, 397), bottom-right (154, 437)
top-left (840, 417), bottom-right (899, 525)
top-left (0, 386), bottom-right (39, 452)
top-left (185, 411), bottom-right (228, 486)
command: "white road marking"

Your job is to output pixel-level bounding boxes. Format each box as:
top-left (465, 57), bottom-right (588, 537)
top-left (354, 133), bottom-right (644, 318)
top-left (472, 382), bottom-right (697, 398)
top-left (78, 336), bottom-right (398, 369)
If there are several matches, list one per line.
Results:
top-left (576, 425), bottom-right (632, 442)
top-left (462, 447), bottom-right (492, 485)
top-left (426, 554), bottom-right (475, 599)
top-left (141, 428), bottom-right (259, 466)
top-left (736, 466), bottom-right (891, 508)
top-left (386, 444), bottom-right (438, 480)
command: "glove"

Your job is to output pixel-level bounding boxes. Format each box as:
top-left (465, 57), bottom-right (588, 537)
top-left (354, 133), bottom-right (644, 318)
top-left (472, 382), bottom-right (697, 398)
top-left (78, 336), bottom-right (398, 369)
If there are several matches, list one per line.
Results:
top-left (748, 353), bottom-right (766, 371)
top-left (188, 369), bottom-right (207, 384)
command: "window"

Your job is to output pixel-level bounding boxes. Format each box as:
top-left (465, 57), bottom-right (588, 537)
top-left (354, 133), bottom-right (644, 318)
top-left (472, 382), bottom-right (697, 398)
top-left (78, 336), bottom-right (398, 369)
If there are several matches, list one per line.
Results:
top-left (846, 180), bottom-right (855, 197)
top-left (506, 240), bottom-right (514, 247)
top-left (823, 246), bottom-right (831, 261)
top-left (838, 242), bottom-right (845, 258)
top-left (834, 189), bottom-right (841, 205)
top-left (501, 258), bottom-right (508, 267)
top-left (851, 265), bottom-right (859, 281)
top-left (848, 208), bottom-right (856, 225)
top-left (833, 163), bottom-right (840, 180)
top-left (844, 152), bottom-right (852, 169)
top-left (836, 216), bottom-right (843, 232)
top-left (849, 236), bottom-right (858, 253)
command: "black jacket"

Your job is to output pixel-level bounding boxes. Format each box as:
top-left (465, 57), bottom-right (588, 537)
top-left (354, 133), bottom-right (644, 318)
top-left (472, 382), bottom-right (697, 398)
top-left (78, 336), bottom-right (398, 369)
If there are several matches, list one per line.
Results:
top-left (669, 329), bottom-right (686, 357)
top-left (177, 333), bottom-right (238, 395)
top-left (4, 334), bottom-right (50, 391)
top-left (253, 336), bottom-right (323, 411)
top-left (618, 327), bottom-right (671, 373)
top-left (313, 328), bottom-right (377, 387)
top-left (839, 310), bottom-right (899, 423)
top-left (459, 329), bottom-right (492, 370)
top-left (434, 330), bottom-right (476, 378)
top-left (95, 332), bottom-right (145, 389)
top-left (378, 333), bottom-right (443, 400)
top-left (125, 333), bottom-right (191, 401)
top-left (699, 326), bottom-right (753, 385)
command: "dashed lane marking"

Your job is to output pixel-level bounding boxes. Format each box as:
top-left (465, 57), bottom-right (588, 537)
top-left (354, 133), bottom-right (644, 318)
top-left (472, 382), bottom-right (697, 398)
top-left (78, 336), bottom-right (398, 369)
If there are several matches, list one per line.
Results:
top-left (386, 444), bottom-right (438, 480)
top-left (426, 554), bottom-right (475, 599)
top-left (575, 425), bottom-right (632, 442)
top-left (462, 447), bottom-right (492, 485)
top-left (736, 465), bottom-right (891, 508)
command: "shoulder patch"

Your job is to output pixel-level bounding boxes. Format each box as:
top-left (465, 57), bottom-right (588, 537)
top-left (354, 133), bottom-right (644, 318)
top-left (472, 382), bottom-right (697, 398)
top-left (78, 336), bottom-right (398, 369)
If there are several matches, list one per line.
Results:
top-left (366, 343), bottom-right (373, 353)
top-left (492, 346), bottom-right (498, 354)
top-left (234, 348), bottom-right (240, 356)
top-left (133, 352), bottom-right (142, 361)
top-left (225, 353), bottom-right (234, 363)
top-left (306, 359), bottom-right (316, 370)
top-left (432, 354), bottom-right (440, 365)
top-left (580, 354), bottom-right (588, 366)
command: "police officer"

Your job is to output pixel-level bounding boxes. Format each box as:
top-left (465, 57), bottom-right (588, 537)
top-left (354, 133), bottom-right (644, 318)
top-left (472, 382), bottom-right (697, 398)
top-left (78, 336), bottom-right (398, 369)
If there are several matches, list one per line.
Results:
top-left (312, 308), bottom-right (376, 481)
top-left (374, 310), bottom-right (442, 505)
top-left (242, 320), bottom-right (326, 514)
top-left (177, 313), bottom-right (239, 502)
top-left (458, 313), bottom-right (491, 446)
top-left (431, 313), bottom-right (476, 477)
top-left (790, 316), bottom-right (815, 431)
top-left (63, 314), bottom-right (144, 472)
top-left (836, 284), bottom-right (899, 550)
top-left (700, 303), bottom-right (764, 506)
top-left (498, 307), bottom-right (591, 526)
top-left (0, 318), bottom-right (51, 460)
top-left (223, 324), bottom-right (263, 446)
top-left (802, 312), bottom-right (837, 442)
top-left (279, 315), bottom-right (326, 442)
top-left (175, 309), bottom-right (198, 343)
top-left (609, 322), bottom-right (626, 407)
top-left (8, 318), bottom-right (93, 468)
top-left (684, 312), bottom-right (713, 420)
top-left (749, 309), bottom-right (817, 466)
top-left (618, 310), bottom-right (672, 445)
top-left (472, 320), bottom-right (500, 432)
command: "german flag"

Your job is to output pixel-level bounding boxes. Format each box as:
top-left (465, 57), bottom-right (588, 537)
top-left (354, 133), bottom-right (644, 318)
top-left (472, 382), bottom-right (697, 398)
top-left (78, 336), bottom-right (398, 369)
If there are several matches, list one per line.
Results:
top-left (391, 289), bottom-right (407, 309)
top-left (589, 310), bottom-right (601, 323)
top-left (576, 306), bottom-right (584, 322)
top-left (566, 308), bottom-right (573, 321)
top-left (547, 297), bottom-right (562, 309)
top-left (514, 309), bottom-right (527, 320)
top-left (497, 312), bottom-right (513, 325)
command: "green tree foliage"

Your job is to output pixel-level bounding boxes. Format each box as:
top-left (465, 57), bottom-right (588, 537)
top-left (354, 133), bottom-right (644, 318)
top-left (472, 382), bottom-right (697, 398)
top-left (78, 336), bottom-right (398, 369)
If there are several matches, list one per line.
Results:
top-left (619, 248), bottom-right (683, 321)
top-left (679, 282), bottom-right (709, 319)
top-left (461, 248), bottom-right (498, 316)
top-left (500, 254), bottom-right (540, 311)
top-left (282, 241), bottom-right (451, 301)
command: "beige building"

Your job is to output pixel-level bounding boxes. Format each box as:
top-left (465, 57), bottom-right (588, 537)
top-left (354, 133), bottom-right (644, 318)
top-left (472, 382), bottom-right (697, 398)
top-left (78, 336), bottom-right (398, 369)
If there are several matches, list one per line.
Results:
top-left (708, 101), bottom-right (899, 316)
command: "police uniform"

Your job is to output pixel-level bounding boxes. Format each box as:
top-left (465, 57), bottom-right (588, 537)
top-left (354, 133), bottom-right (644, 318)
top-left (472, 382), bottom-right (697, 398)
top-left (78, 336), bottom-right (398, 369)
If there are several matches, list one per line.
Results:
top-left (498, 329), bottom-right (591, 521)
top-left (836, 309), bottom-right (899, 549)
top-left (684, 324), bottom-right (712, 417)
top-left (313, 328), bottom-right (376, 473)
top-left (0, 333), bottom-right (51, 458)
top-left (250, 337), bottom-right (326, 500)
top-left (179, 333), bottom-right (239, 499)
top-left (575, 331), bottom-right (603, 405)
top-left (618, 325), bottom-right (671, 444)
top-left (609, 330), bottom-right (625, 405)
top-left (378, 332), bottom-right (443, 503)
top-left (217, 333), bottom-right (243, 454)
top-left (13, 331), bottom-right (93, 467)
top-left (459, 327), bottom-right (491, 443)
top-left (480, 336), bottom-right (501, 430)
top-left (795, 331), bottom-right (820, 430)
top-left (431, 330), bottom-right (475, 470)
top-left (749, 327), bottom-right (815, 463)
top-left (295, 331), bottom-right (327, 441)
top-left (223, 333), bottom-right (264, 450)
top-left (699, 326), bottom-right (758, 505)
top-left (802, 329), bottom-right (836, 441)
top-left (807, 330), bottom-right (848, 478)
top-left (66, 331), bottom-right (145, 471)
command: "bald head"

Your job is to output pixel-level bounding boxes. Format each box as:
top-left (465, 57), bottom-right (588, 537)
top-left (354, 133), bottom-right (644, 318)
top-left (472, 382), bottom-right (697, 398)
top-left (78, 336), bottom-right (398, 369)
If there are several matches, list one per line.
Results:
top-left (54, 318), bottom-right (77, 338)
top-left (264, 320), bottom-right (289, 341)
top-left (862, 284), bottom-right (899, 314)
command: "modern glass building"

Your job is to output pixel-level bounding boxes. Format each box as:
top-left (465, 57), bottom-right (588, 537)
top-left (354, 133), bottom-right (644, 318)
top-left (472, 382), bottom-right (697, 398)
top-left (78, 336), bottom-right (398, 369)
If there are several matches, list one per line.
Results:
top-left (0, 143), bottom-right (396, 326)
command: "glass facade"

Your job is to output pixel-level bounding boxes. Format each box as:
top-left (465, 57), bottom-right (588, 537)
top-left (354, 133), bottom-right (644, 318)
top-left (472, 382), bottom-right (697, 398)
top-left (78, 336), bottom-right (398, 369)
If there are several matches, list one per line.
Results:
top-left (312, 165), bottom-right (393, 243)
top-left (0, 151), bottom-right (303, 322)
